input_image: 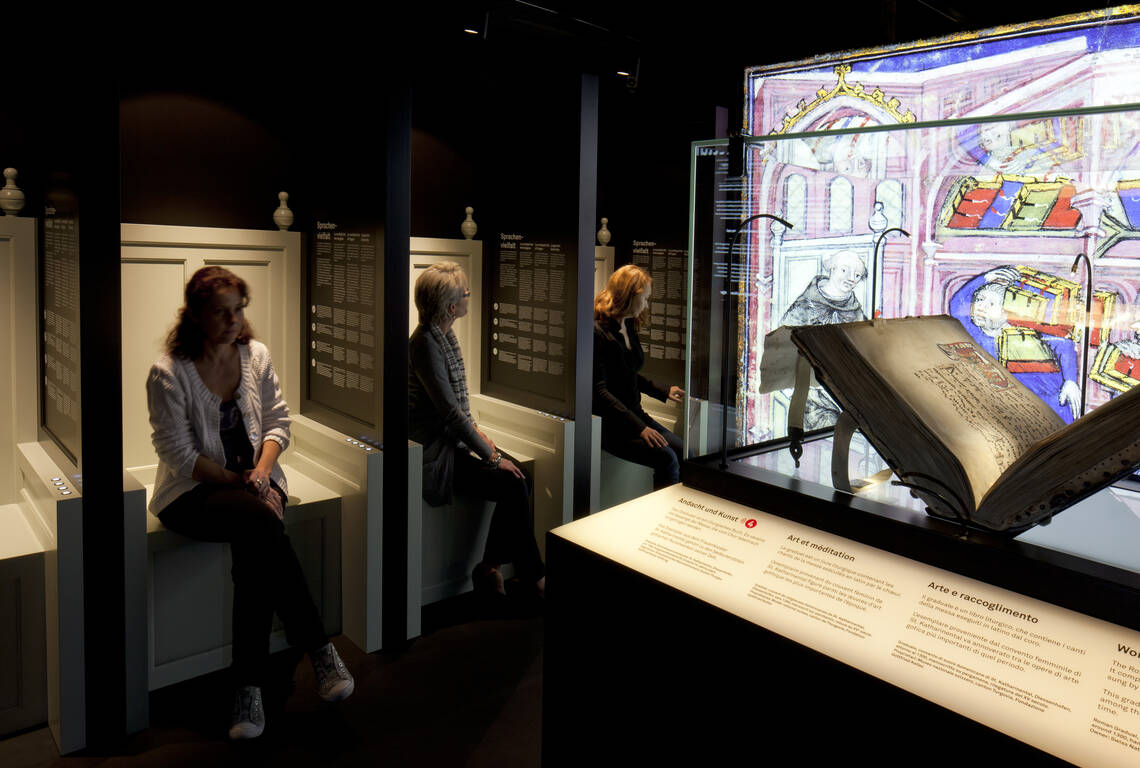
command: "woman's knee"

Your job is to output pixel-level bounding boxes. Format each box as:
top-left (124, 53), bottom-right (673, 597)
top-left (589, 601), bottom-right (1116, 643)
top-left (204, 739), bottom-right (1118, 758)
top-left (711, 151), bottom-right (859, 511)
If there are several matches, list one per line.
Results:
top-left (226, 496), bottom-right (286, 542)
top-left (651, 447), bottom-right (680, 484)
top-left (649, 444), bottom-right (679, 471)
top-left (505, 471), bottom-right (531, 508)
top-left (489, 463), bottom-right (529, 494)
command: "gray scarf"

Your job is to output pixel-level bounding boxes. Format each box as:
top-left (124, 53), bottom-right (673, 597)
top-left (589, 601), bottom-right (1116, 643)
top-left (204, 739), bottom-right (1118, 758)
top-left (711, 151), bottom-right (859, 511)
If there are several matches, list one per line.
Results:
top-left (430, 323), bottom-right (471, 424)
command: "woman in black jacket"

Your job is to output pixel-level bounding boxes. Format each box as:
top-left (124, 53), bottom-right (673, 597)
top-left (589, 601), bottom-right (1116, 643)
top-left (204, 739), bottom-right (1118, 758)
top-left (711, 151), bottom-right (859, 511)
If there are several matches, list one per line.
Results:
top-left (408, 262), bottom-right (544, 596)
top-left (593, 265), bottom-right (685, 489)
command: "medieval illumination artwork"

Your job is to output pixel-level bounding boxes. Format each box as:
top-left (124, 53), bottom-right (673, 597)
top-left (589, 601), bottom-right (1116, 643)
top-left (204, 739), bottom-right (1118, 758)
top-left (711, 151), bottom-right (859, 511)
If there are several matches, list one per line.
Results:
top-left (737, 7), bottom-right (1140, 448)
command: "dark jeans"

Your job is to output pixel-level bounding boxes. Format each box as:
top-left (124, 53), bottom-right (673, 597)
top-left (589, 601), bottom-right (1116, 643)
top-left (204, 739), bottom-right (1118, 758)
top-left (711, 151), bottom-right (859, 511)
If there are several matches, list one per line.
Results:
top-left (602, 416), bottom-right (683, 489)
top-left (158, 483), bottom-right (327, 687)
top-left (453, 450), bottom-right (545, 583)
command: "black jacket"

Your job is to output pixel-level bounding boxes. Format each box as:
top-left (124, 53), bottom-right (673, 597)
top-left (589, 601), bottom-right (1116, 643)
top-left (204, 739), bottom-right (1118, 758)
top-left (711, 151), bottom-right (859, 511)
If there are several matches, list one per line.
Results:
top-left (593, 317), bottom-right (669, 442)
top-left (408, 323), bottom-right (491, 505)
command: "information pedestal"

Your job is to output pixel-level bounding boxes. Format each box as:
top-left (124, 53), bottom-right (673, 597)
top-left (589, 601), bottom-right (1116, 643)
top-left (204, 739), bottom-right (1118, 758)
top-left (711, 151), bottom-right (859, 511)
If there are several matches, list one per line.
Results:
top-left (544, 486), bottom-right (1140, 767)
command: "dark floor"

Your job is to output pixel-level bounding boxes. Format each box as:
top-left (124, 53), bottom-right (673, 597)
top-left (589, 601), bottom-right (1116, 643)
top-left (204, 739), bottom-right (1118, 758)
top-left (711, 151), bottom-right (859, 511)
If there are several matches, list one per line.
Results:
top-left (0, 593), bottom-right (544, 768)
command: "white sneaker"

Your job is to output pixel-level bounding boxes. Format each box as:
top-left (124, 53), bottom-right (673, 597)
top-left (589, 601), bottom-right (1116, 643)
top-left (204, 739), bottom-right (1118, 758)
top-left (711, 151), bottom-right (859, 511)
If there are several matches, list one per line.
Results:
top-left (312, 642), bottom-right (355, 703)
top-left (229, 685), bottom-right (265, 739)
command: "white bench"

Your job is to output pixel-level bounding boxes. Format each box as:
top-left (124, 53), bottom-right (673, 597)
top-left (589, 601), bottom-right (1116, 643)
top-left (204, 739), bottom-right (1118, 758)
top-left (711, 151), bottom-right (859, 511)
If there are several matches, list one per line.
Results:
top-left (599, 451), bottom-right (655, 511)
top-left (5, 441), bottom-right (110, 754)
top-left (414, 452), bottom-right (536, 610)
top-left (406, 394), bottom-right (576, 642)
top-left (132, 465), bottom-right (341, 691)
top-left (0, 502), bottom-right (47, 737)
top-left (590, 394), bottom-right (696, 513)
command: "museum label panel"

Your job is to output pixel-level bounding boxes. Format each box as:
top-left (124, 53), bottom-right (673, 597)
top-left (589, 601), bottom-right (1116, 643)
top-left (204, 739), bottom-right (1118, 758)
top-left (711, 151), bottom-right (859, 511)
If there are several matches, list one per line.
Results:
top-left (630, 239), bottom-right (688, 387)
top-left (41, 204), bottom-right (80, 463)
top-left (555, 486), bottom-right (1140, 767)
top-left (307, 219), bottom-right (380, 432)
top-left (487, 231), bottom-right (573, 414)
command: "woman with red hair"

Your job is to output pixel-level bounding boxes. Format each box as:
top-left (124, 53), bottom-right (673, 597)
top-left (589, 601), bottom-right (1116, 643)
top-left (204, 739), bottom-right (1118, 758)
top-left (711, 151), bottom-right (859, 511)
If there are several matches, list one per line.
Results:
top-left (147, 266), bottom-right (353, 740)
top-left (593, 265), bottom-right (685, 488)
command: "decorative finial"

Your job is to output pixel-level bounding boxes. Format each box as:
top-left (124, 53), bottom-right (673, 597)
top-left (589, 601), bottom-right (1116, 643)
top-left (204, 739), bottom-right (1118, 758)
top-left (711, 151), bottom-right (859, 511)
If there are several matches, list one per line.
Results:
top-left (273, 191), bottom-right (293, 231)
top-left (0, 168), bottom-right (25, 216)
top-left (461, 206), bottom-right (477, 239)
top-left (868, 201), bottom-right (887, 233)
top-left (597, 217), bottom-right (611, 246)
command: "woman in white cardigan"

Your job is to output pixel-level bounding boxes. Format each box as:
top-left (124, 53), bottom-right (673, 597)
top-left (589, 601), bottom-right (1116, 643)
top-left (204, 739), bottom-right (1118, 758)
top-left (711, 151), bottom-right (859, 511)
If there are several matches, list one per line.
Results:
top-left (146, 266), bottom-right (353, 740)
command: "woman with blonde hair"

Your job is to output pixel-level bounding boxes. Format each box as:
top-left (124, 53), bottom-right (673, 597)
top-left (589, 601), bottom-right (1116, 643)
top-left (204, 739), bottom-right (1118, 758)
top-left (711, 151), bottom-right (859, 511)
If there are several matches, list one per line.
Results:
top-left (593, 264), bottom-right (685, 488)
top-left (408, 262), bottom-right (545, 597)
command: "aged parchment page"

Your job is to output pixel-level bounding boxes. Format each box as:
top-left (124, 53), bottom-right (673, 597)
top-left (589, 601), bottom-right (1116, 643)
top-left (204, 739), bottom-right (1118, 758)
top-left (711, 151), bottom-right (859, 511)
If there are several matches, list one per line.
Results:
top-left (837, 316), bottom-right (1063, 508)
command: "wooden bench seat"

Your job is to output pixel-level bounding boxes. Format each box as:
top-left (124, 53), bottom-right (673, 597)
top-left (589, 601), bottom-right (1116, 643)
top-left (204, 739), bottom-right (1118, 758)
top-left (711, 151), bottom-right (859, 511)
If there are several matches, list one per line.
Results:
top-left (0, 502), bottom-right (47, 736)
top-left (407, 452), bottom-right (535, 638)
top-left (132, 465), bottom-right (341, 690)
top-left (599, 451), bottom-right (654, 511)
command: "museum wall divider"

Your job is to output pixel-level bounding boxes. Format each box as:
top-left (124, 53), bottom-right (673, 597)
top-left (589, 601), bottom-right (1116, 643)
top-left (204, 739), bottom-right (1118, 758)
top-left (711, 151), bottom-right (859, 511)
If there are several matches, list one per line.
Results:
top-left (0, 212), bottom-right (98, 753)
top-left (0, 34), bottom-right (722, 751)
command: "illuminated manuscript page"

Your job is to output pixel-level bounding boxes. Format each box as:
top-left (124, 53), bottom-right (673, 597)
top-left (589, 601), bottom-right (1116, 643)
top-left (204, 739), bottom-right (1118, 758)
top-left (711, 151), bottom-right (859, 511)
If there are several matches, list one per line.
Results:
top-left (839, 317), bottom-right (1063, 508)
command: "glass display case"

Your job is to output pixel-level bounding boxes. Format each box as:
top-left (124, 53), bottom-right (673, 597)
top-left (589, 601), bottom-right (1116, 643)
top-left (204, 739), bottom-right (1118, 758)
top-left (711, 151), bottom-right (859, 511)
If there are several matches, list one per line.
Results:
top-left (683, 104), bottom-right (1140, 632)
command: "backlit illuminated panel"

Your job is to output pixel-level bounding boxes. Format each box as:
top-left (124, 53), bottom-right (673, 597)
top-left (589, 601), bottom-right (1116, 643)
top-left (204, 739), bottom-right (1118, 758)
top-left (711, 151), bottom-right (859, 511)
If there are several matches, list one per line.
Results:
top-left (1010, 267), bottom-right (1080, 340)
top-left (1118, 180), bottom-right (1140, 227)
top-left (1007, 185), bottom-right (1055, 230)
top-left (946, 181), bottom-right (997, 230)
top-left (731, 7), bottom-right (1140, 447)
top-left (1043, 185), bottom-right (1081, 229)
top-left (944, 179), bottom-right (1082, 232)
top-left (978, 179), bottom-right (1023, 229)
top-left (1091, 340), bottom-right (1140, 392)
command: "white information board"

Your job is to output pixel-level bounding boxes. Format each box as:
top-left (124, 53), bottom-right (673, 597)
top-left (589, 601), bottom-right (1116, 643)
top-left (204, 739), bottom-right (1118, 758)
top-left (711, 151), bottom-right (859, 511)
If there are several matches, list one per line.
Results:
top-left (554, 487), bottom-right (1140, 767)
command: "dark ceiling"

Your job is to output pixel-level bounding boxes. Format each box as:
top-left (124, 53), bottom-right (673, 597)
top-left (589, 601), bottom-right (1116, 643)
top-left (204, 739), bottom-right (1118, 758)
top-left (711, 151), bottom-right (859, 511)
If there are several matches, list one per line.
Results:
top-left (424, 1), bottom-right (1122, 68)
top-left (406, 1), bottom-right (1125, 123)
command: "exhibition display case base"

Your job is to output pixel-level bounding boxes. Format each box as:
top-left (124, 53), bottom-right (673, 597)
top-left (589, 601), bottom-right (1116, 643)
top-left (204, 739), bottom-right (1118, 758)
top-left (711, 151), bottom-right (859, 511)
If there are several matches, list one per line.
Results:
top-left (542, 473), bottom-right (1140, 767)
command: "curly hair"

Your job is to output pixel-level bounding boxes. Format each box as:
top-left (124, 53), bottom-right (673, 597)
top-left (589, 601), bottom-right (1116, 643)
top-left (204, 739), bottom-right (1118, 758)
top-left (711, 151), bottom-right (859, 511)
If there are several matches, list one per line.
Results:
top-left (165, 266), bottom-right (254, 359)
top-left (594, 264), bottom-right (651, 328)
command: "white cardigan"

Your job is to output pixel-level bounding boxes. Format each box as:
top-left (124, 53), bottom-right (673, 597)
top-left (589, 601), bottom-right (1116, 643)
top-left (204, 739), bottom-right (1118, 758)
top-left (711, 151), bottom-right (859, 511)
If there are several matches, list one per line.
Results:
top-left (146, 340), bottom-right (290, 513)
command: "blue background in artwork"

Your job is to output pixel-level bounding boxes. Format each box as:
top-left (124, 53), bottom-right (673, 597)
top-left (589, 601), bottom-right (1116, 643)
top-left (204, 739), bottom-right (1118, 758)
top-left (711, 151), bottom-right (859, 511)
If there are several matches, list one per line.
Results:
top-left (791, 18), bottom-right (1140, 75)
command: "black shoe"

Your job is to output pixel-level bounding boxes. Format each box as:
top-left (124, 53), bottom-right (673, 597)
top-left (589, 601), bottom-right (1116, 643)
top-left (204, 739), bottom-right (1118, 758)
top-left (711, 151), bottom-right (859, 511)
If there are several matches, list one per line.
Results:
top-left (229, 685), bottom-right (265, 739)
top-left (311, 642), bottom-right (355, 703)
top-left (471, 562), bottom-right (506, 596)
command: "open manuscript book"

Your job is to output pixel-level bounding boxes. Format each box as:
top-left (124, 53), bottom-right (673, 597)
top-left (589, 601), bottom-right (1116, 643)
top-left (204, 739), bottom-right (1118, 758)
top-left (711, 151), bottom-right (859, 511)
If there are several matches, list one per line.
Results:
top-left (790, 315), bottom-right (1140, 533)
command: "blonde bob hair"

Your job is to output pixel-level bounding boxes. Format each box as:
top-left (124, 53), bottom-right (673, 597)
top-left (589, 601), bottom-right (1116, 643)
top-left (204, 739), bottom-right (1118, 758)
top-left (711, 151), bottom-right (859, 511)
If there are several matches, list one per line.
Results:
top-left (594, 264), bottom-right (651, 328)
top-left (414, 262), bottom-right (468, 327)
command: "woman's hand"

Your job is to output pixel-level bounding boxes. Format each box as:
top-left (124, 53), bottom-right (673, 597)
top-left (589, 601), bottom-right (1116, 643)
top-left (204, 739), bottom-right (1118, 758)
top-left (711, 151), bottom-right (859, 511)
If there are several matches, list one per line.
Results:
top-left (192, 455), bottom-right (243, 486)
top-left (245, 439), bottom-right (283, 508)
top-left (261, 484), bottom-right (285, 521)
top-left (498, 457), bottom-right (525, 480)
top-left (243, 467), bottom-right (284, 520)
top-left (668, 385), bottom-right (685, 403)
top-left (475, 426), bottom-right (496, 455)
top-left (243, 467), bottom-right (272, 498)
top-left (640, 426), bottom-right (668, 448)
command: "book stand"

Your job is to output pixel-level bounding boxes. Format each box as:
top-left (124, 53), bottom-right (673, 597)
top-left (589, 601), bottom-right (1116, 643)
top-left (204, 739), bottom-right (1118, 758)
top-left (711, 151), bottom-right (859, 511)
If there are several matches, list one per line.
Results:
top-left (831, 410), bottom-right (887, 492)
top-left (787, 353), bottom-right (891, 494)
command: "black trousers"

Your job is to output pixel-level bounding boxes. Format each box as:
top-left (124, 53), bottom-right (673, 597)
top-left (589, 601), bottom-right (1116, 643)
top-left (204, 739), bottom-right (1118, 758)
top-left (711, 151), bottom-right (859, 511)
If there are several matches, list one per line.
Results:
top-left (158, 483), bottom-right (327, 687)
top-left (453, 450), bottom-right (545, 583)
top-left (602, 416), bottom-right (683, 489)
